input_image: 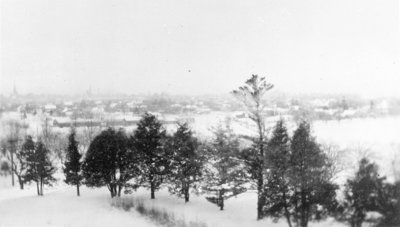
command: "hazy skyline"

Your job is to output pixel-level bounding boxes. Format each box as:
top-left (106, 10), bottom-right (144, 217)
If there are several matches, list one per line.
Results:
top-left (1, 0), bottom-right (399, 98)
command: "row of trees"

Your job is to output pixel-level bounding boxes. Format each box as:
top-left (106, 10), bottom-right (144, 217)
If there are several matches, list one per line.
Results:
top-left (65, 112), bottom-right (398, 227)
top-left (71, 113), bottom-right (240, 204)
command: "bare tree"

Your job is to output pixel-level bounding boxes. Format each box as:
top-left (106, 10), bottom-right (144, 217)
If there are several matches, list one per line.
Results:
top-left (78, 122), bottom-right (102, 154)
top-left (321, 143), bottom-right (346, 182)
top-left (39, 117), bottom-right (67, 164)
top-left (1, 119), bottom-right (28, 188)
top-left (232, 74), bottom-right (274, 220)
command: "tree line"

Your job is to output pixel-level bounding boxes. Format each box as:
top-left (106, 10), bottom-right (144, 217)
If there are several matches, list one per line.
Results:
top-left (1, 75), bottom-right (399, 227)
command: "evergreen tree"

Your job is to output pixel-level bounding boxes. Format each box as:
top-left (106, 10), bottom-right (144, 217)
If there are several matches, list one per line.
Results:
top-left (289, 122), bottom-right (338, 227)
top-left (232, 75), bottom-right (274, 219)
top-left (82, 128), bottom-right (139, 198)
top-left (64, 130), bottom-right (83, 196)
top-left (15, 136), bottom-right (35, 190)
top-left (130, 113), bottom-right (171, 199)
top-left (168, 123), bottom-right (203, 202)
top-left (339, 158), bottom-right (385, 227)
top-left (377, 181), bottom-right (400, 226)
top-left (263, 119), bottom-right (293, 227)
top-left (203, 122), bottom-right (247, 210)
top-left (25, 140), bottom-right (56, 196)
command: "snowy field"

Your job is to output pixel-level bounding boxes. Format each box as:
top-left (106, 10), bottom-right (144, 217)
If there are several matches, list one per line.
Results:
top-left (312, 116), bottom-right (400, 184)
top-left (0, 177), bottom-right (157, 227)
top-left (0, 176), bottom-right (344, 227)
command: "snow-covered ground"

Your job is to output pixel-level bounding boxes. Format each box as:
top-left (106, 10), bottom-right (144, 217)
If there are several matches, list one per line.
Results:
top-left (0, 176), bottom-right (344, 227)
top-left (126, 188), bottom-right (344, 227)
top-left (0, 177), bottom-right (157, 227)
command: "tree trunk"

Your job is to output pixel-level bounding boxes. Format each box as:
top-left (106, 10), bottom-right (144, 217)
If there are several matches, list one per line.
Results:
top-left (40, 179), bottom-right (44, 196)
top-left (257, 175), bottom-right (265, 220)
top-left (118, 185), bottom-right (122, 197)
top-left (10, 147), bottom-right (14, 187)
top-left (219, 190), bottom-right (224, 211)
top-left (36, 181), bottom-right (40, 196)
top-left (77, 184), bottom-right (80, 196)
top-left (150, 183), bottom-right (155, 199)
top-left (184, 186), bottom-right (189, 203)
top-left (109, 184), bottom-right (117, 198)
top-left (17, 176), bottom-right (24, 190)
top-left (300, 190), bottom-right (307, 227)
top-left (150, 174), bottom-right (156, 199)
top-left (282, 190), bottom-right (293, 227)
top-left (256, 117), bottom-right (265, 220)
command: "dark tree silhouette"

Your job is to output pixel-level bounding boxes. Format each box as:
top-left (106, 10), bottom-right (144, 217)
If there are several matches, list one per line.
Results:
top-left (83, 128), bottom-right (139, 198)
top-left (340, 158), bottom-right (386, 227)
top-left (263, 119), bottom-right (293, 227)
top-left (377, 180), bottom-right (400, 226)
top-left (25, 140), bottom-right (56, 196)
top-left (168, 123), bottom-right (203, 202)
top-left (130, 113), bottom-right (171, 199)
top-left (289, 122), bottom-right (338, 227)
top-left (64, 130), bottom-right (83, 196)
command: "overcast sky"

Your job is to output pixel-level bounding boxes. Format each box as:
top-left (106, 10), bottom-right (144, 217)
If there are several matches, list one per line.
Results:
top-left (1, 0), bottom-right (399, 97)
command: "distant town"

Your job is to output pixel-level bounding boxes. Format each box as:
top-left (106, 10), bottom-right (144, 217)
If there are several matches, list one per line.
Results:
top-left (1, 85), bottom-right (400, 131)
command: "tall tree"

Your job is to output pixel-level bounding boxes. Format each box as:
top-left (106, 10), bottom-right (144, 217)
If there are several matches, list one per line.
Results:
top-left (232, 74), bottom-right (274, 219)
top-left (339, 158), bottom-right (385, 227)
top-left (64, 130), bottom-right (83, 196)
top-left (168, 123), bottom-right (203, 202)
top-left (25, 140), bottom-right (56, 196)
top-left (289, 122), bottom-right (337, 227)
top-left (130, 113), bottom-right (171, 199)
top-left (82, 128), bottom-right (139, 198)
top-left (15, 136), bottom-right (35, 189)
top-left (263, 119), bottom-right (293, 227)
top-left (203, 122), bottom-right (247, 211)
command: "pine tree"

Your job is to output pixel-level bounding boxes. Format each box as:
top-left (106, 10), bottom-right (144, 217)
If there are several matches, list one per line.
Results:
top-left (232, 75), bottom-right (274, 219)
top-left (15, 136), bottom-right (35, 190)
top-left (377, 181), bottom-right (400, 226)
top-left (25, 140), bottom-right (56, 196)
top-left (263, 119), bottom-right (293, 227)
top-left (168, 123), bottom-right (203, 202)
top-left (340, 158), bottom-right (385, 227)
top-left (82, 128), bottom-right (139, 198)
top-left (130, 113), bottom-right (171, 199)
top-left (289, 121), bottom-right (338, 227)
top-left (203, 122), bottom-right (247, 210)
top-left (64, 130), bottom-right (83, 196)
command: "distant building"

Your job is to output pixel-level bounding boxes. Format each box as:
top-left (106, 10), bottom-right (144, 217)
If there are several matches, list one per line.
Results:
top-left (44, 104), bottom-right (57, 111)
